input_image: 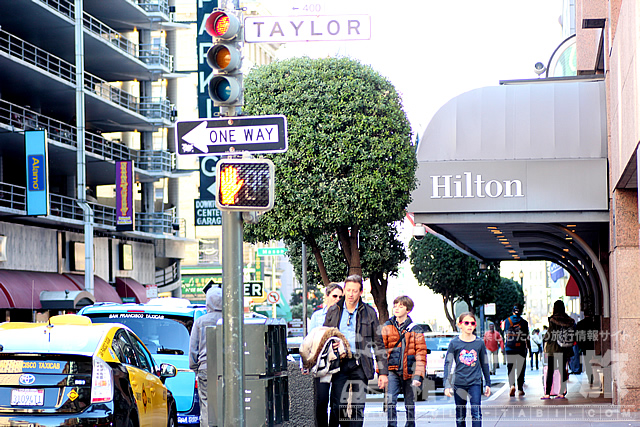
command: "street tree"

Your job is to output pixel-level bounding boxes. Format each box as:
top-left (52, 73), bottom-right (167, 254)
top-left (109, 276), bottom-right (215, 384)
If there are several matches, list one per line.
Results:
top-left (243, 57), bottom-right (416, 316)
top-left (487, 277), bottom-right (525, 333)
top-left (409, 233), bottom-right (500, 329)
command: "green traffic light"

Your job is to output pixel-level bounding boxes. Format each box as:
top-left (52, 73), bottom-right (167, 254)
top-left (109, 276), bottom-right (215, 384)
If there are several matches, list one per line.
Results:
top-left (214, 79), bottom-right (231, 102)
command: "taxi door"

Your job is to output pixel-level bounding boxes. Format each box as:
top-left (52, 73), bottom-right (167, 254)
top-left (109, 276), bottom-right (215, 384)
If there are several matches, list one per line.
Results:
top-left (112, 329), bottom-right (167, 427)
top-left (128, 332), bottom-right (168, 426)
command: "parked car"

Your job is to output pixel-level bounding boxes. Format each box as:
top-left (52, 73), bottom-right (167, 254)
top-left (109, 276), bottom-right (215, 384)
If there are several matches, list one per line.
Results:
top-left (416, 332), bottom-right (458, 400)
top-left (79, 298), bottom-right (207, 426)
top-left (0, 314), bottom-right (178, 427)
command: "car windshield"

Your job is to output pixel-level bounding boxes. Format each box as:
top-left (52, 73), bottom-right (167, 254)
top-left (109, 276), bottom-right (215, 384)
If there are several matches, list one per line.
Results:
top-left (426, 336), bottom-right (453, 352)
top-left (86, 314), bottom-right (192, 356)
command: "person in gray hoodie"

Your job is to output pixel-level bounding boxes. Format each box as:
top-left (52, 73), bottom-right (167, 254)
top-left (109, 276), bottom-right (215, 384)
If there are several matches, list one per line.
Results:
top-left (189, 286), bottom-right (223, 427)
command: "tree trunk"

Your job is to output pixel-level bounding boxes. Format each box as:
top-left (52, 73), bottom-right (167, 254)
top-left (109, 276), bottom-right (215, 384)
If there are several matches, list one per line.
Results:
top-left (337, 225), bottom-right (362, 276)
top-left (443, 293), bottom-right (457, 330)
top-left (308, 236), bottom-right (330, 286)
top-left (369, 272), bottom-right (389, 324)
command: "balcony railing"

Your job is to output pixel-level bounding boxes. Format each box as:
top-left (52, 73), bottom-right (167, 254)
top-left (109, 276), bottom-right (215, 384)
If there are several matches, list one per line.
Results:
top-left (37, 0), bottom-right (172, 68)
top-left (0, 183), bottom-right (26, 211)
top-left (0, 29), bottom-right (74, 82)
top-left (136, 211), bottom-right (175, 234)
top-left (136, 150), bottom-right (175, 172)
top-left (156, 261), bottom-right (180, 287)
top-left (0, 29), bottom-right (172, 122)
top-left (0, 100), bottom-right (178, 174)
top-left (139, 0), bottom-right (170, 16)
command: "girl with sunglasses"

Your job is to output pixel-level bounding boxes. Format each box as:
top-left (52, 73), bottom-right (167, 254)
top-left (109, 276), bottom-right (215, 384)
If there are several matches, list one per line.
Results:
top-left (443, 312), bottom-right (491, 427)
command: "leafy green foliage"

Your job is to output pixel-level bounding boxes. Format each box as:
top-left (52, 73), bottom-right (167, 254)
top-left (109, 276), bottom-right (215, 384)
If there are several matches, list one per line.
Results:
top-left (490, 277), bottom-right (525, 330)
top-left (243, 57), bottom-right (416, 247)
top-left (409, 234), bottom-right (500, 329)
top-left (242, 57), bottom-right (416, 318)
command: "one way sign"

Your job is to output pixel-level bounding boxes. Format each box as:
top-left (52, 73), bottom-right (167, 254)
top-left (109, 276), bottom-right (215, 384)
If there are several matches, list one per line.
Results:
top-left (176, 115), bottom-right (288, 156)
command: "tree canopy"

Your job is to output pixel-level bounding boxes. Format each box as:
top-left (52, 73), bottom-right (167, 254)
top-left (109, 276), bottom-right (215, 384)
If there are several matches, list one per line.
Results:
top-left (243, 57), bottom-right (416, 319)
top-left (409, 233), bottom-right (501, 329)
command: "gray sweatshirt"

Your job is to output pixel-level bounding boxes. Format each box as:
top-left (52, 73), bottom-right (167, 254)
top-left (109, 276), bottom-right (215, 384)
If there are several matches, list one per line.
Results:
top-left (188, 287), bottom-right (223, 371)
top-left (443, 336), bottom-right (491, 389)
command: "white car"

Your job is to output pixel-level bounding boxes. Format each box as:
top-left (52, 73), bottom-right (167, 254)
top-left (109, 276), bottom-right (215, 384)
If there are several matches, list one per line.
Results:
top-left (416, 332), bottom-right (458, 400)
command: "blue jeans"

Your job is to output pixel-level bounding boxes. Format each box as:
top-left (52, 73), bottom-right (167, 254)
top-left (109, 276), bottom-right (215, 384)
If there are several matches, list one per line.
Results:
top-left (453, 384), bottom-right (482, 427)
top-left (385, 371), bottom-right (416, 427)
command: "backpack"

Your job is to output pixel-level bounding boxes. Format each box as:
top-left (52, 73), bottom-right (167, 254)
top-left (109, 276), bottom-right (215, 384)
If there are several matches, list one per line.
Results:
top-left (505, 317), bottom-right (525, 349)
top-left (556, 324), bottom-right (575, 348)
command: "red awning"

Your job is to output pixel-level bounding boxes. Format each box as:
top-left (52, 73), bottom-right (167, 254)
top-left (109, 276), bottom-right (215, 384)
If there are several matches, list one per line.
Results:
top-left (0, 270), bottom-right (83, 309)
top-left (565, 275), bottom-right (580, 297)
top-left (115, 277), bottom-right (149, 304)
top-left (63, 274), bottom-right (122, 304)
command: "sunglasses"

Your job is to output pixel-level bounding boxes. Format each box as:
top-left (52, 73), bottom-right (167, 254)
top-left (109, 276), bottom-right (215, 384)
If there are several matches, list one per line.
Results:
top-left (462, 321), bottom-right (476, 326)
top-left (329, 294), bottom-right (342, 299)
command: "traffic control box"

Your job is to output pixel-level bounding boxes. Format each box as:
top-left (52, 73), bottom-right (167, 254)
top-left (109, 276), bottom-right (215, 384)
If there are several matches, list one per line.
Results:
top-left (206, 318), bottom-right (289, 426)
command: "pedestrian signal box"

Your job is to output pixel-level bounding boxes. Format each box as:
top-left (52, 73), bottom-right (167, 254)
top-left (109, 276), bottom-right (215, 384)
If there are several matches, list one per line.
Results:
top-left (215, 159), bottom-right (275, 212)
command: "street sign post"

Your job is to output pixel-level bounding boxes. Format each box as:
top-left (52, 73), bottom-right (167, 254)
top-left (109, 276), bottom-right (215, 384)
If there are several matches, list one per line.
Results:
top-left (257, 247), bottom-right (288, 257)
top-left (244, 14), bottom-right (371, 43)
top-left (176, 115), bottom-right (288, 156)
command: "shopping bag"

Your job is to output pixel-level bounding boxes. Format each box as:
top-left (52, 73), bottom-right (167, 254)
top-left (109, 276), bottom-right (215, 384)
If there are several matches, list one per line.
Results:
top-left (542, 365), bottom-right (561, 396)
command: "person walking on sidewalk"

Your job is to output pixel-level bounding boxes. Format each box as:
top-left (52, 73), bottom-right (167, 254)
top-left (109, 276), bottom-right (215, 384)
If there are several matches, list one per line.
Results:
top-left (503, 304), bottom-right (530, 396)
top-left (444, 312), bottom-right (491, 427)
top-left (541, 300), bottom-right (576, 399)
top-left (530, 329), bottom-right (543, 370)
top-left (381, 296), bottom-right (427, 427)
top-left (483, 323), bottom-right (503, 375)
top-left (305, 282), bottom-right (343, 427)
top-left (323, 274), bottom-right (388, 426)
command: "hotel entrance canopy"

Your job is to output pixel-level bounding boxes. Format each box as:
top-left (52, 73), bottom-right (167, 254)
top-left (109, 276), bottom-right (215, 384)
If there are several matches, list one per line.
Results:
top-left (409, 77), bottom-right (609, 315)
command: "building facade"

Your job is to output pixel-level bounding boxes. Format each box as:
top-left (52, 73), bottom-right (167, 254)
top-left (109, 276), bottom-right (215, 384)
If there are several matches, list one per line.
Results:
top-left (0, 0), bottom-right (188, 319)
top-left (576, 0), bottom-right (640, 409)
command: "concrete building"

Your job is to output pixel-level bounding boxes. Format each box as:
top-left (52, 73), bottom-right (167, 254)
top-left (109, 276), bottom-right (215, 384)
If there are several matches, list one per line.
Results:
top-left (0, 0), bottom-right (189, 319)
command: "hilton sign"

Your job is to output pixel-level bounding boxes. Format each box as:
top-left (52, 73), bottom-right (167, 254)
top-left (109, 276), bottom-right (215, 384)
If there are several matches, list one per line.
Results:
top-left (410, 159), bottom-right (608, 214)
top-left (430, 172), bottom-right (524, 199)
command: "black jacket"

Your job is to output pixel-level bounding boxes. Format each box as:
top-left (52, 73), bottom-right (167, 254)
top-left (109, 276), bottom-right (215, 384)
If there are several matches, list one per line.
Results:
top-left (323, 297), bottom-right (388, 380)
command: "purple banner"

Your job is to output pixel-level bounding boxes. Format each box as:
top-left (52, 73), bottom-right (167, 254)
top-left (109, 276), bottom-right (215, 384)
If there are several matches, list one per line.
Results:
top-left (116, 161), bottom-right (134, 231)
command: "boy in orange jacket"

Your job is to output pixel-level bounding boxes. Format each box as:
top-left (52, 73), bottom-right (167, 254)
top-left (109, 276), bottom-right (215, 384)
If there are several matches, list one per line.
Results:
top-left (381, 296), bottom-right (428, 427)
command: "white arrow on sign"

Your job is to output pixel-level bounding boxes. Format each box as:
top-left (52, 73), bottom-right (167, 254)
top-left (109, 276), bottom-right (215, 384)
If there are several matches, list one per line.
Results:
top-left (182, 122), bottom-right (280, 151)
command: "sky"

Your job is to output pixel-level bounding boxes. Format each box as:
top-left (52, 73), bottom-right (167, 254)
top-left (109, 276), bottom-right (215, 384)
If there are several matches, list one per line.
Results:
top-left (260, 0), bottom-right (565, 139)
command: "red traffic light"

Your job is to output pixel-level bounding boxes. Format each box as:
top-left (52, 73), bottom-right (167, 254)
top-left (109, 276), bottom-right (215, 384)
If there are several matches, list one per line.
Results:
top-left (205, 11), bottom-right (241, 40)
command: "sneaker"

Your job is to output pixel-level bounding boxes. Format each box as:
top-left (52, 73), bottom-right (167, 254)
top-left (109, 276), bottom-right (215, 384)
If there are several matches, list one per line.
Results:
top-left (509, 386), bottom-right (516, 396)
top-left (518, 390), bottom-right (525, 396)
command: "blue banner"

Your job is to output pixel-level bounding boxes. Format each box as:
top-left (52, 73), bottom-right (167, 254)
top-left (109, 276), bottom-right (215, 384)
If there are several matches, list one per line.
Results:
top-left (549, 263), bottom-right (565, 282)
top-left (25, 130), bottom-right (49, 216)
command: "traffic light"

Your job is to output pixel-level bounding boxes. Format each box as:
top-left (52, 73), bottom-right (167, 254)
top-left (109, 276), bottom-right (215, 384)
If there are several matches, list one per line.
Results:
top-left (205, 10), bottom-right (243, 110)
top-left (216, 159), bottom-right (275, 212)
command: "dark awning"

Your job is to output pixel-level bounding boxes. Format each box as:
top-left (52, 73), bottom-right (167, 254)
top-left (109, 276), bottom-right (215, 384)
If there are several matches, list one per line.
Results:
top-left (40, 290), bottom-right (96, 310)
top-left (0, 271), bottom-right (121, 309)
top-left (115, 277), bottom-right (149, 304)
top-left (63, 274), bottom-right (122, 304)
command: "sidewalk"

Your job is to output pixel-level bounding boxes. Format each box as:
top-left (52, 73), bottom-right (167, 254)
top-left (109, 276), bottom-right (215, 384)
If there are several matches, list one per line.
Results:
top-left (362, 363), bottom-right (640, 426)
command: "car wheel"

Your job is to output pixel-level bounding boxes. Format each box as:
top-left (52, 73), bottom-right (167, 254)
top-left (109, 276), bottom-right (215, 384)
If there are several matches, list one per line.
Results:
top-left (167, 406), bottom-right (177, 427)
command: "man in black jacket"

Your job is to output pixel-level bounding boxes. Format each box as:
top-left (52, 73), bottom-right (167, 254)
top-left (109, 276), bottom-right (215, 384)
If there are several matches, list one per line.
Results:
top-left (323, 274), bottom-right (388, 426)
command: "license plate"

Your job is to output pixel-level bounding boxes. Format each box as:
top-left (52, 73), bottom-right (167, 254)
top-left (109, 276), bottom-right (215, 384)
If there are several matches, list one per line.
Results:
top-left (11, 388), bottom-right (44, 406)
top-left (436, 371), bottom-right (444, 378)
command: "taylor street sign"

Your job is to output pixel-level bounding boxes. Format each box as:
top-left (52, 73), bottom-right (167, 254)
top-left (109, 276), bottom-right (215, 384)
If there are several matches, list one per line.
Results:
top-left (244, 15), bottom-right (371, 43)
top-left (176, 115), bottom-right (288, 156)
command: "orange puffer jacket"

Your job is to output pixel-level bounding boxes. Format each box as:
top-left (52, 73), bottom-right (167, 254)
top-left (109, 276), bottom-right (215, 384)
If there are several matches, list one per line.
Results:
top-left (381, 317), bottom-right (427, 381)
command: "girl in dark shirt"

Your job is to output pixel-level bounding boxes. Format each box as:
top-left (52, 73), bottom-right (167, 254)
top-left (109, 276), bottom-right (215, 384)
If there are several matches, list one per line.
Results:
top-left (444, 312), bottom-right (492, 427)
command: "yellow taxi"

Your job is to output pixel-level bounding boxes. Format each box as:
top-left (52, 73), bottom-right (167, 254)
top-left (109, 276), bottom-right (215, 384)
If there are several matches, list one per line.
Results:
top-left (0, 314), bottom-right (178, 427)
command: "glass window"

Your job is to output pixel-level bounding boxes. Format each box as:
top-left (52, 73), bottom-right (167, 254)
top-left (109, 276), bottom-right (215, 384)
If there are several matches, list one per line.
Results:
top-left (199, 238), bottom-right (220, 264)
top-left (84, 314), bottom-right (192, 356)
top-left (127, 331), bottom-right (154, 373)
top-left (112, 329), bottom-right (137, 366)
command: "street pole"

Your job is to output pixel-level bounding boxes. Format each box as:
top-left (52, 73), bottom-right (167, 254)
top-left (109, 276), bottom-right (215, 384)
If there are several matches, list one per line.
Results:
top-left (272, 255), bottom-right (277, 318)
top-left (222, 210), bottom-right (245, 426)
top-left (302, 243), bottom-right (308, 336)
